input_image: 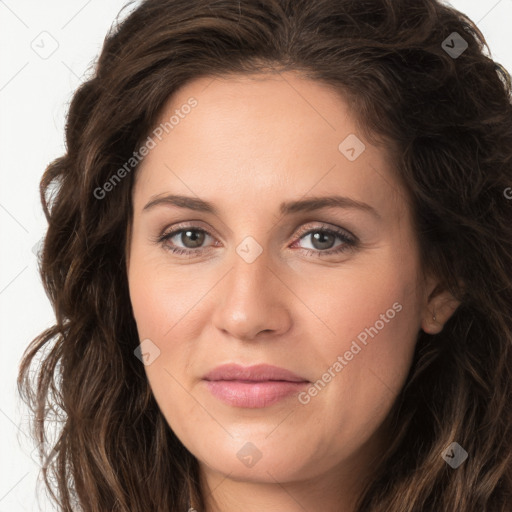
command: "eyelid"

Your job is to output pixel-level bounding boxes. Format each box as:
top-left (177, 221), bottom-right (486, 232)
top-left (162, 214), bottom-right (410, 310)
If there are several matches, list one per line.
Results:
top-left (293, 222), bottom-right (356, 241)
top-left (159, 220), bottom-right (219, 239)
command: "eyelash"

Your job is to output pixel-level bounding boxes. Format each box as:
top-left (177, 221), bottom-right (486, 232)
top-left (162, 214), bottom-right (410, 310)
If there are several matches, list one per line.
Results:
top-left (153, 222), bottom-right (358, 259)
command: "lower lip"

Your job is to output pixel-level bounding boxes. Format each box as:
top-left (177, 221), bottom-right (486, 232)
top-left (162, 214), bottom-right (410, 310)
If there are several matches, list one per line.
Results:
top-left (204, 380), bottom-right (309, 408)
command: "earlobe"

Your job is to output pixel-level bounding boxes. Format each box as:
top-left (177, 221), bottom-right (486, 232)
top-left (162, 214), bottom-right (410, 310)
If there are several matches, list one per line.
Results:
top-left (421, 290), bottom-right (461, 334)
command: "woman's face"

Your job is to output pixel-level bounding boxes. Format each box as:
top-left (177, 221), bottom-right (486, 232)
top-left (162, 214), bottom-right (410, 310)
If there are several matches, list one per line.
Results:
top-left (126, 72), bottom-right (451, 505)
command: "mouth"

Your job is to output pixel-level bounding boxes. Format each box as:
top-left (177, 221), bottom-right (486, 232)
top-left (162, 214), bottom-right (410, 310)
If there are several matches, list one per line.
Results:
top-left (202, 363), bottom-right (309, 408)
top-left (203, 380), bottom-right (309, 408)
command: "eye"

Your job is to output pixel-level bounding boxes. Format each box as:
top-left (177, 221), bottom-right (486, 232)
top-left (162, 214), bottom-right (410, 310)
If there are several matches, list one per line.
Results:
top-left (154, 222), bottom-right (357, 258)
top-left (290, 225), bottom-right (357, 257)
top-left (156, 225), bottom-right (217, 257)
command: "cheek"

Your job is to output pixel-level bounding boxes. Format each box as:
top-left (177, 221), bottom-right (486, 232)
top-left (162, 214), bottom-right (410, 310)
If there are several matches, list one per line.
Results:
top-left (295, 248), bottom-right (419, 356)
top-left (127, 264), bottom-right (200, 435)
top-left (127, 248), bottom-right (202, 341)
top-left (302, 252), bottom-right (421, 439)
top-left (127, 253), bottom-right (210, 405)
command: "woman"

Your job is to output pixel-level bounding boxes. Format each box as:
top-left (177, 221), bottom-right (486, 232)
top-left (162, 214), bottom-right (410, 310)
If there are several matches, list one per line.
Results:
top-left (18, 0), bottom-right (512, 510)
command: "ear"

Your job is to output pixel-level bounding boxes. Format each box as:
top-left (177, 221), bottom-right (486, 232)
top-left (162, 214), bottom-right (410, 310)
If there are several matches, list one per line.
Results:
top-left (420, 276), bottom-right (462, 334)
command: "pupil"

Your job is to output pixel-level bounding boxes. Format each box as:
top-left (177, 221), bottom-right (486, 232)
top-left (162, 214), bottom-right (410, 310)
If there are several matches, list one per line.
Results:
top-left (312, 232), bottom-right (334, 250)
top-left (183, 230), bottom-right (204, 248)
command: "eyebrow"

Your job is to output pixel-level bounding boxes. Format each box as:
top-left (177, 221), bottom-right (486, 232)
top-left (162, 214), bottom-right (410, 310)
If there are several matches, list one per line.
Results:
top-left (142, 194), bottom-right (381, 219)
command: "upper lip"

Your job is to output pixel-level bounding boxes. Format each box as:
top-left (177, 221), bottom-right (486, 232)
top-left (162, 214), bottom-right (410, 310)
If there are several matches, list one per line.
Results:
top-left (203, 363), bottom-right (309, 382)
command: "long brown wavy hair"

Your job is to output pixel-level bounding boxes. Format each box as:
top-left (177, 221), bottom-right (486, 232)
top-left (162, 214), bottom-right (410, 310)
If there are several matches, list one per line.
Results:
top-left (18, 0), bottom-right (512, 510)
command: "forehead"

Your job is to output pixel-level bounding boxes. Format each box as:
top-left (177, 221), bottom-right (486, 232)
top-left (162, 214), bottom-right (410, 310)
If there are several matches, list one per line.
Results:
top-left (133, 71), bottom-right (405, 221)
top-left (148, 72), bottom-right (360, 154)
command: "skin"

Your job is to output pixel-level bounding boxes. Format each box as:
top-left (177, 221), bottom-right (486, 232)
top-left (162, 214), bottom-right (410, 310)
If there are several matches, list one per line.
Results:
top-left (126, 71), bottom-right (460, 512)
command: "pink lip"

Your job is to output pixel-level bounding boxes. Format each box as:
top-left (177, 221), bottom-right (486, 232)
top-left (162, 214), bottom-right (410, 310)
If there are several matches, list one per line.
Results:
top-left (203, 364), bottom-right (309, 408)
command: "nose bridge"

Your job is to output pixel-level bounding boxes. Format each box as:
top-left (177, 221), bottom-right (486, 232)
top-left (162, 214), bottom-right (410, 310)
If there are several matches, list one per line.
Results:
top-left (224, 238), bottom-right (274, 311)
top-left (212, 236), bottom-right (291, 339)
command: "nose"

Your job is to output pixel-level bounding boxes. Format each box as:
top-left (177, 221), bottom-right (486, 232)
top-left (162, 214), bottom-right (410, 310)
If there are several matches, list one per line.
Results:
top-left (211, 246), bottom-right (292, 341)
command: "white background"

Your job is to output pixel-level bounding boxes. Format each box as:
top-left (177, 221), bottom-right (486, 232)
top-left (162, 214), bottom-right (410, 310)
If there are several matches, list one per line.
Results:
top-left (1, 1), bottom-right (511, 510)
